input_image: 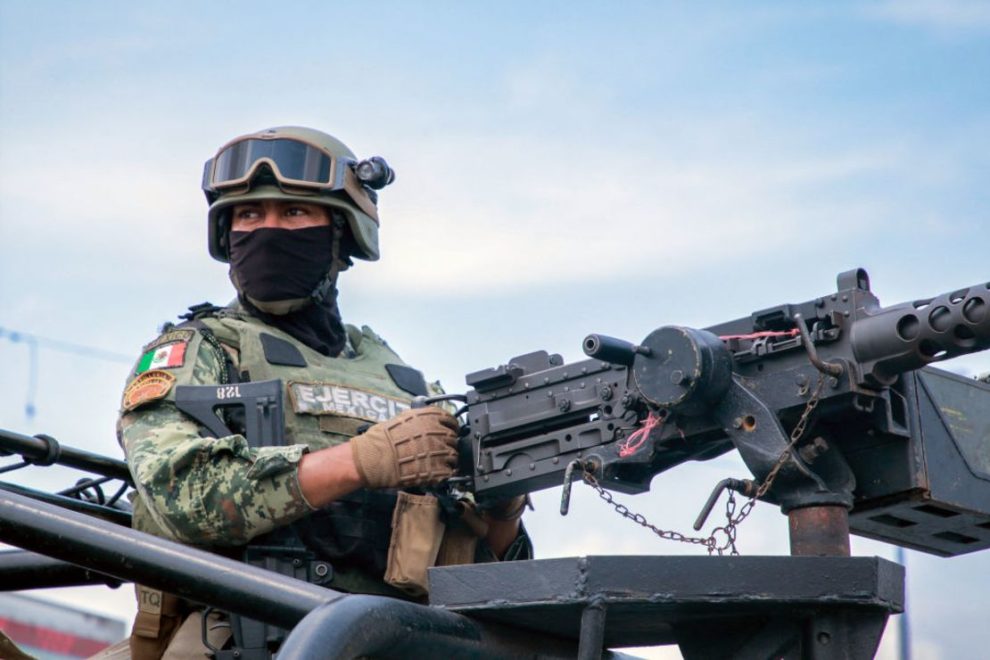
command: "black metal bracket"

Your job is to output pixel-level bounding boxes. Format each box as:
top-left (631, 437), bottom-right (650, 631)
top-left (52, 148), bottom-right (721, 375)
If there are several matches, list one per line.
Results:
top-left (174, 379), bottom-right (284, 447)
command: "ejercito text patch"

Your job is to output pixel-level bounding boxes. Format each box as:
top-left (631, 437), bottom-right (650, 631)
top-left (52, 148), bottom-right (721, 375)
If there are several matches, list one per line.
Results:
top-left (288, 382), bottom-right (410, 423)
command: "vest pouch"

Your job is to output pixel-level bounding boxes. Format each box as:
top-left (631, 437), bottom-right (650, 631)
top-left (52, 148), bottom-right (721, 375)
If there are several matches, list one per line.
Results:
top-left (129, 585), bottom-right (189, 660)
top-left (384, 491), bottom-right (445, 597)
top-left (435, 501), bottom-right (488, 567)
top-left (436, 525), bottom-right (480, 567)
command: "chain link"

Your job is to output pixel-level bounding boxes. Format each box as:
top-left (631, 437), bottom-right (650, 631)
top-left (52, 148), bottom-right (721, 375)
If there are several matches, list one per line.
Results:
top-left (582, 372), bottom-right (828, 555)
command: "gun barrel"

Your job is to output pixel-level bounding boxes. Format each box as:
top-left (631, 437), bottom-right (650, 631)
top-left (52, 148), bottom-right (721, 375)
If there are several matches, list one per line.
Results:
top-left (851, 282), bottom-right (990, 384)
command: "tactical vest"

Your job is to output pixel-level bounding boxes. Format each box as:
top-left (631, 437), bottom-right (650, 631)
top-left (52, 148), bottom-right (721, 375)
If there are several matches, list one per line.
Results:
top-left (130, 304), bottom-right (431, 595)
top-left (199, 308), bottom-right (425, 446)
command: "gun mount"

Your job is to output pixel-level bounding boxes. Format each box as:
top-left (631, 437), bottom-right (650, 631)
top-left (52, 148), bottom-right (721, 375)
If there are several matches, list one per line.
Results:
top-left (462, 270), bottom-right (990, 557)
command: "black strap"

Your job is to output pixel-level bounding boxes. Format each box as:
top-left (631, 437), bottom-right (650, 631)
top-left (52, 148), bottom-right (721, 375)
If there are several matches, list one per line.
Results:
top-left (177, 319), bottom-right (238, 386)
top-left (309, 215), bottom-right (347, 305)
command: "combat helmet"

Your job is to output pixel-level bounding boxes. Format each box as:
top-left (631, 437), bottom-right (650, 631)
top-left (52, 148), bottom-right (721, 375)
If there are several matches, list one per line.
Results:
top-left (202, 126), bottom-right (394, 263)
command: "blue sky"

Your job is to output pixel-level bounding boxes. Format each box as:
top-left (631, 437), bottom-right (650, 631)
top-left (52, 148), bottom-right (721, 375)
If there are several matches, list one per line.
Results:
top-left (1, 2), bottom-right (988, 658)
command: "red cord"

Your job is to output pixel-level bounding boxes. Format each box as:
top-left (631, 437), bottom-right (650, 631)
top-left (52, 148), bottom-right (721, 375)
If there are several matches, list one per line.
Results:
top-left (618, 412), bottom-right (664, 457)
top-left (719, 328), bottom-right (800, 341)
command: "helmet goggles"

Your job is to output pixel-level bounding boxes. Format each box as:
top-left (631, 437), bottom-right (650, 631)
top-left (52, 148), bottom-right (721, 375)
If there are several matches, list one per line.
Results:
top-left (202, 135), bottom-right (379, 221)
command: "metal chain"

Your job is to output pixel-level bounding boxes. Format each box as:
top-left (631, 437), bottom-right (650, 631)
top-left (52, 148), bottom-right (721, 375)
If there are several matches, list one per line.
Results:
top-left (582, 372), bottom-right (828, 555)
top-left (583, 471), bottom-right (722, 553)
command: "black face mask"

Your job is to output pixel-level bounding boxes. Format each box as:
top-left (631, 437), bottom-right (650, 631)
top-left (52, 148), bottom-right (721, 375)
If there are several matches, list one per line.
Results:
top-left (229, 226), bottom-right (333, 304)
top-left (229, 225), bottom-right (347, 357)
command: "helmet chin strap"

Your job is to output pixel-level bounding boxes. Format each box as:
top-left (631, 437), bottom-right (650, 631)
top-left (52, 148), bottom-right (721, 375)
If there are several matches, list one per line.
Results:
top-left (236, 214), bottom-right (348, 316)
top-left (309, 214), bottom-right (347, 305)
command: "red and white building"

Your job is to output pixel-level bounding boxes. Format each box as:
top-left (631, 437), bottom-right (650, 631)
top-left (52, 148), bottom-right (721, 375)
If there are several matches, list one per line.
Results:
top-left (0, 593), bottom-right (126, 659)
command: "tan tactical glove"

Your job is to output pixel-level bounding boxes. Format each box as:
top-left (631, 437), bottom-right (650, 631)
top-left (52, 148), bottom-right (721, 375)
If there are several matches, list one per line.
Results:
top-left (350, 407), bottom-right (459, 489)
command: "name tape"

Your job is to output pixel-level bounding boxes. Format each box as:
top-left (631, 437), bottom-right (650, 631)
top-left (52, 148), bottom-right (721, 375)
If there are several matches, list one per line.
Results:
top-left (289, 382), bottom-right (410, 423)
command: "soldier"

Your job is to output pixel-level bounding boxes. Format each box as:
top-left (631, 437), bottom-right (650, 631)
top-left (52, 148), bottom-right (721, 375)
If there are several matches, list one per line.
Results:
top-left (111, 127), bottom-right (531, 659)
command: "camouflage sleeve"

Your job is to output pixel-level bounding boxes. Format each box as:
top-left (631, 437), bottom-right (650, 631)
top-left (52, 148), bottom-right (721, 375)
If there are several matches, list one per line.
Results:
top-left (119, 332), bottom-right (314, 547)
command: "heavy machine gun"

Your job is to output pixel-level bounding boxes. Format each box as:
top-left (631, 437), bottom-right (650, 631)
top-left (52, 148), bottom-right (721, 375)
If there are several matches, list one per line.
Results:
top-left (1, 268), bottom-right (988, 659)
top-left (451, 268), bottom-right (990, 557)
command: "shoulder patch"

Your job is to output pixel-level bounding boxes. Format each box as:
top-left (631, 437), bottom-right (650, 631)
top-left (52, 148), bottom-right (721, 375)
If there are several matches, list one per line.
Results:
top-left (142, 329), bottom-right (195, 352)
top-left (385, 364), bottom-right (428, 396)
top-left (260, 333), bottom-right (307, 367)
top-left (123, 370), bottom-right (176, 411)
top-left (136, 339), bottom-right (189, 374)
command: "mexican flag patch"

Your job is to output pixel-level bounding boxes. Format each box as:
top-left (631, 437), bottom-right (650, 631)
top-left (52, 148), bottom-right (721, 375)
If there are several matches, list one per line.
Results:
top-left (136, 341), bottom-right (187, 373)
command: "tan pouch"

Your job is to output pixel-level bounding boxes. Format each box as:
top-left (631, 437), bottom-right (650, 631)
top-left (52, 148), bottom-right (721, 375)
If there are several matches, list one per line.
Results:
top-left (162, 610), bottom-right (231, 660)
top-left (384, 491), bottom-right (445, 596)
top-left (436, 501), bottom-right (487, 567)
top-left (436, 525), bottom-right (480, 567)
top-left (129, 585), bottom-right (186, 660)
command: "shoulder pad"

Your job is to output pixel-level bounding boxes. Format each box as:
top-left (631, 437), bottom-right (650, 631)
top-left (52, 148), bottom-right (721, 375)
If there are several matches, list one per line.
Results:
top-left (359, 325), bottom-right (388, 346)
top-left (344, 324), bottom-right (363, 351)
top-left (344, 324), bottom-right (402, 360)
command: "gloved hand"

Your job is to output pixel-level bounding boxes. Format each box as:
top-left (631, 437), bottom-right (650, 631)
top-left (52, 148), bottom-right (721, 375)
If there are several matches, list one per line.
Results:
top-left (349, 407), bottom-right (459, 489)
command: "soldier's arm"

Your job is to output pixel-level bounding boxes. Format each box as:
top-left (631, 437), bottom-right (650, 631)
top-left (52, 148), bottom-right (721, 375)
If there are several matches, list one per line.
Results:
top-left (296, 444), bottom-right (363, 507)
top-left (476, 519), bottom-right (533, 563)
top-left (120, 335), bottom-right (319, 546)
top-left (483, 518), bottom-right (523, 559)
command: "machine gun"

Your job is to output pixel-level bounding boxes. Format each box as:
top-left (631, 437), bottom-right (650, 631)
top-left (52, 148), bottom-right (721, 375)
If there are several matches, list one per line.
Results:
top-left (450, 269), bottom-right (990, 557)
top-left (2, 268), bottom-right (989, 659)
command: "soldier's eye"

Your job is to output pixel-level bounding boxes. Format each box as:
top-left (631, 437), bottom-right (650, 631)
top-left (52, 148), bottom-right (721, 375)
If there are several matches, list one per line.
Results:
top-left (286, 206), bottom-right (311, 217)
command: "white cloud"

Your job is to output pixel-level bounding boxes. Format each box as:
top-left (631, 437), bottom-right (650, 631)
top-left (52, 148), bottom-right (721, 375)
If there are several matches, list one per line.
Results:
top-left (864, 0), bottom-right (990, 32)
top-left (1, 115), bottom-right (908, 303)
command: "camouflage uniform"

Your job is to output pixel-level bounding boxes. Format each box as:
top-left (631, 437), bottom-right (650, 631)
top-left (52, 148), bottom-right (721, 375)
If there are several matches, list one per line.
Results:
top-left (120, 303), bottom-right (529, 593)
top-left (113, 126), bottom-right (530, 658)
